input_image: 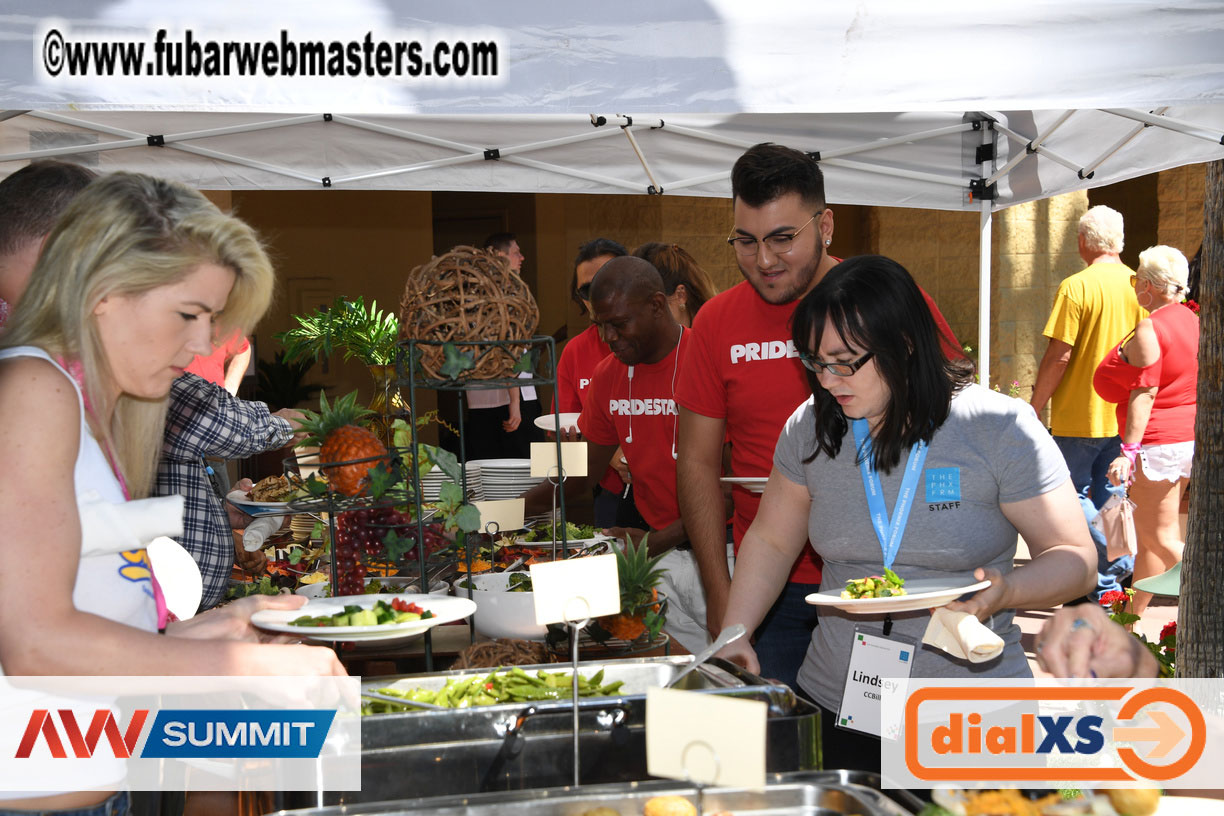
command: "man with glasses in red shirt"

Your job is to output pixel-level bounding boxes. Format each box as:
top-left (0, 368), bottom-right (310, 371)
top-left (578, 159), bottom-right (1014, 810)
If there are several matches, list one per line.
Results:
top-left (676, 143), bottom-right (959, 688)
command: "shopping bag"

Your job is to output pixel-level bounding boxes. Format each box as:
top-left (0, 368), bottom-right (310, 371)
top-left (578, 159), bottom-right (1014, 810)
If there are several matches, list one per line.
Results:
top-left (1093, 492), bottom-right (1138, 561)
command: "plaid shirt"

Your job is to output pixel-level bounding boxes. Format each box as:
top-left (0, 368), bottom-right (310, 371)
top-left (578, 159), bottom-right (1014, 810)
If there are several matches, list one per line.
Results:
top-left (154, 374), bottom-right (292, 611)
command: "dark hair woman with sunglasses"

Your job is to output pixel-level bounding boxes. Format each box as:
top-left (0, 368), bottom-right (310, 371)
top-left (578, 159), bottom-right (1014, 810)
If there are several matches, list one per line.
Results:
top-left (717, 255), bottom-right (1095, 773)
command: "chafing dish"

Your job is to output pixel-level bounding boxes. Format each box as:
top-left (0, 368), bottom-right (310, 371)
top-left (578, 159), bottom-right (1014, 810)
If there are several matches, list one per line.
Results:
top-left (283, 656), bottom-right (821, 807)
top-left (276, 769), bottom-right (919, 815)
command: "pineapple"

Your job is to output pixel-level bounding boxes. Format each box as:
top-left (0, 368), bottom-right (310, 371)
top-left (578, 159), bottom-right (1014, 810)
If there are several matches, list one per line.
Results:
top-left (297, 390), bottom-right (388, 497)
top-left (599, 534), bottom-right (669, 642)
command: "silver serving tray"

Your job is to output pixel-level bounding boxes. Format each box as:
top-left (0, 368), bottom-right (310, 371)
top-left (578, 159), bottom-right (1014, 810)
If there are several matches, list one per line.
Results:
top-left (361, 655), bottom-right (799, 724)
top-left (274, 770), bottom-right (918, 815)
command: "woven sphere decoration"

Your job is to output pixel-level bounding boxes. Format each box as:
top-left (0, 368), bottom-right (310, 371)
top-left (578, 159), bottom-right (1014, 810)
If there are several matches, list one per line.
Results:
top-left (399, 245), bottom-right (539, 380)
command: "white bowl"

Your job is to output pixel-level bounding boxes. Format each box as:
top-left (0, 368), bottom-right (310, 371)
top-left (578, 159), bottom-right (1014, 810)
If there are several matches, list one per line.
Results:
top-left (451, 572), bottom-right (546, 641)
top-left (296, 576), bottom-right (449, 600)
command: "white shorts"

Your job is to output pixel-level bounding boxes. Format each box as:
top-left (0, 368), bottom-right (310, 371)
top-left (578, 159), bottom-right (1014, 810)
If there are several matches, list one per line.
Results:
top-left (1139, 441), bottom-right (1194, 483)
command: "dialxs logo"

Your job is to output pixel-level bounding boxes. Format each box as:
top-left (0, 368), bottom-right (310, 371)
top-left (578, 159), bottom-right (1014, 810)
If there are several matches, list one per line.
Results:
top-left (729, 340), bottom-right (798, 365)
top-left (904, 686), bottom-right (1206, 783)
top-left (14, 708), bottom-right (335, 760)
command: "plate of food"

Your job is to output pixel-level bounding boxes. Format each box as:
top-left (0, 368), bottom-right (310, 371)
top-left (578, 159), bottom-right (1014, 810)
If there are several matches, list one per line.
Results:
top-left (250, 592), bottom-right (475, 641)
top-left (532, 412), bottom-right (582, 433)
top-left (226, 475), bottom-right (304, 514)
top-left (805, 570), bottom-right (992, 614)
top-left (719, 476), bottom-right (768, 493)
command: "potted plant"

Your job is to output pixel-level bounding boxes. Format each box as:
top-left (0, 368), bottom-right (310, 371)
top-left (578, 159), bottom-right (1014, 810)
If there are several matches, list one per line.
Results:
top-left (276, 295), bottom-right (403, 424)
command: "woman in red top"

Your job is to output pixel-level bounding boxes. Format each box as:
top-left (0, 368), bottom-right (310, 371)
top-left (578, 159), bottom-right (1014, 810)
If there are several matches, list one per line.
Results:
top-left (1093, 245), bottom-right (1198, 616)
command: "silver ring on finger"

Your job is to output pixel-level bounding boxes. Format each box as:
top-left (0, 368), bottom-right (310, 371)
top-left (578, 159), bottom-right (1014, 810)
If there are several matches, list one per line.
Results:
top-left (1069, 617), bottom-right (1095, 635)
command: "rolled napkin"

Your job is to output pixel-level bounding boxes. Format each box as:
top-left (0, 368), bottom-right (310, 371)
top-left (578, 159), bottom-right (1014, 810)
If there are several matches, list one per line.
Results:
top-left (77, 491), bottom-right (185, 557)
top-left (922, 607), bottom-right (1004, 664)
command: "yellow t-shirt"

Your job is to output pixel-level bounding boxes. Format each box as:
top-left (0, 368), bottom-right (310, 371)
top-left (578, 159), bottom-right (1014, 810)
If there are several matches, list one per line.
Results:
top-left (1043, 261), bottom-right (1145, 437)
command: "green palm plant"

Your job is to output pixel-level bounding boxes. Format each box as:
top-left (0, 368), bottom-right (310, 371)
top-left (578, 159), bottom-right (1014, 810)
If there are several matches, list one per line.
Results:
top-left (276, 296), bottom-right (399, 367)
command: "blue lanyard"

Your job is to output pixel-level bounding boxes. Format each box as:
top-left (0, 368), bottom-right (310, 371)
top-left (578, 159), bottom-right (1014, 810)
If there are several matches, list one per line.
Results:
top-left (851, 418), bottom-right (928, 570)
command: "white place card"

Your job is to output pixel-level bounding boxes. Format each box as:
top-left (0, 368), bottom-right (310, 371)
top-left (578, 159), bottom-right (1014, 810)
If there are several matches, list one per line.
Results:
top-left (530, 441), bottom-right (588, 479)
top-left (472, 499), bottom-right (525, 533)
top-left (529, 553), bottom-right (619, 625)
top-left (646, 687), bottom-right (767, 788)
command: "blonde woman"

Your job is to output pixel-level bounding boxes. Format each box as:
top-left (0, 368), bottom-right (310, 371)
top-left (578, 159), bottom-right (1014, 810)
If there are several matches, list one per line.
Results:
top-left (1093, 245), bottom-right (1199, 618)
top-left (0, 172), bottom-right (344, 814)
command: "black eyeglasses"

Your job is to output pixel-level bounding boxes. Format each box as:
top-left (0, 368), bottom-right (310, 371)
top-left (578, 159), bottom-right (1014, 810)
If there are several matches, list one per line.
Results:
top-left (798, 351), bottom-right (874, 377)
top-left (576, 283), bottom-right (592, 301)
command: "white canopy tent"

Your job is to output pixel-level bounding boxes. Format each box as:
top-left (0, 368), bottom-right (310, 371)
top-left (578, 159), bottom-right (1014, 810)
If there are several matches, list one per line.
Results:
top-left (3, 2), bottom-right (1224, 382)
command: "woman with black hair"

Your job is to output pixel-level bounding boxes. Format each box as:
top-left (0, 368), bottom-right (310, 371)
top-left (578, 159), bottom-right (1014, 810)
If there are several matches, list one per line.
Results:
top-left (717, 255), bottom-right (1095, 771)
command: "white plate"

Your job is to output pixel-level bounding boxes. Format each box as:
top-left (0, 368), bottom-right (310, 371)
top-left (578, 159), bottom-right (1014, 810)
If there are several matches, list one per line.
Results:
top-left (146, 536), bottom-right (203, 621)
top-left (533, 412), bottom-right (582, 433)
top-left (226, 489), bottom-right (294, 515)
top-left (720, 476), bottom-right (768, 493)
top-left (805, 578), bottom-right (992, 614)
top-left (250, 592), bottom-right (475, 640)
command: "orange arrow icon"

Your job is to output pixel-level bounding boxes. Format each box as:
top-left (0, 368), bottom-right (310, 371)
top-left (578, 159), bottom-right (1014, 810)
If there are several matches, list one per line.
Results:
top-left (1113, 710), bottom-right (1186, 760)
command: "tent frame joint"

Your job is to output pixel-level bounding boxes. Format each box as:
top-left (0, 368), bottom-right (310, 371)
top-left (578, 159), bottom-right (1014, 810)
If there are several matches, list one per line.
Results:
top-left (146, 134), bottom-right (164, 147)
top-left (976, 143), bottom-right (996, 162)
top-left (806, 150), bottom-right (821, 162)
top-left (969, 178), bottom-right (997, 200)
top-left (322, 177), bottom-right (331, 187)
top-left (323, 113), bottom-right (333, 122)
top-left (484, 148), bottom-right (501, 160)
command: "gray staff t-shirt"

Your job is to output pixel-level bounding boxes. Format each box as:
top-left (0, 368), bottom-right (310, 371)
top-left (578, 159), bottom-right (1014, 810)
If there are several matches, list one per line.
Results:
top-left (773, 383), bottom-right (1068, 713)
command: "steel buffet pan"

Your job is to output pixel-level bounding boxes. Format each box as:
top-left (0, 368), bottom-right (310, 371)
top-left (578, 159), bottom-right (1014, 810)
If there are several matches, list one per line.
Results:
top-left (275, 770), bottom-right (919, 816)
top-left (281, 656), bottom-right (821, 808)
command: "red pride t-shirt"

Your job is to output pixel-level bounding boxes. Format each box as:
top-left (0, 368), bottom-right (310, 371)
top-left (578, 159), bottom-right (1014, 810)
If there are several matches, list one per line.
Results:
top-left (555, 324), bottom-right (623, 493)
top-left (578, 329), bottom-right (690, 531)
top-left (676, 282), bottom-right (822, 583)
top-left (675, 279), bottom-right (962, 585)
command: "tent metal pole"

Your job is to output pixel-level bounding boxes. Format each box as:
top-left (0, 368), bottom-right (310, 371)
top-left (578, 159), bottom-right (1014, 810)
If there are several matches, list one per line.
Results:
top-left (333, 114), bottom-right (628, 155)
top-left (501, 154), bottom-right (648, 193)
top-left (24, 110), bottom-right (320, 183)
top-left (978, 200), bottom-right (992, 388)
top-left (329, 153), bottom-right (494, 185)
top-left (977, 125), bottom-right (993, 389)
top-left (812, 123), bottom-right (977, 160)
top-left (664, 155), bottom-right (968, 194)
top-left (28, 110), bottom-right (319, 144)
top-left (661, 121), bottom-right (975, 161)
top-left (1080, 107), bottom-right (1170, 178)
top-left (821, 158), bottom-right (967, 188)
top-left (621, 126), bottom-right (662, 193)
top-left (984, 111), bottom-right (1076, 187)
top-left (1100, 108), bottom-right (1224, 146)
top-left (0, 138), bottom-right (150, 162)
top-left (163, 143), bottom-right (324, 184)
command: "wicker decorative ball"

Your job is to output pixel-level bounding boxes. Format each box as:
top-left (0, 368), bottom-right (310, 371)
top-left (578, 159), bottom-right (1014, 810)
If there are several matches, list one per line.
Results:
top-left (398, 246), bottom-right (539, 380)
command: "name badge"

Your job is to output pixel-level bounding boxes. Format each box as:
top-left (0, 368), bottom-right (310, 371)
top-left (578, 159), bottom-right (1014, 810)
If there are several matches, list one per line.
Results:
top-left (837, 627), bottom-right (915, 740)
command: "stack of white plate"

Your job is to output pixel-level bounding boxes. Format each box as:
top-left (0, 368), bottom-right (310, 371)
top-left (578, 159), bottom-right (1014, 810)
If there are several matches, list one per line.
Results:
top-left (468, 458), bottom-right (543, 500)
top-left (419, 462), bottom-right (483, 501)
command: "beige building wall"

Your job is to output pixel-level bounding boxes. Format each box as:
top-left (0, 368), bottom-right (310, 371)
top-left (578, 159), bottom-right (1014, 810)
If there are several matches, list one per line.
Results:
top-left (870, 192), bottom-right (1087, 406)
top-left (1156, 164), bottom-right (1207, 259)
top-left (207, 172), bottom-right (1196, 434)
top-left (226, 189), bottom-right (436, 418)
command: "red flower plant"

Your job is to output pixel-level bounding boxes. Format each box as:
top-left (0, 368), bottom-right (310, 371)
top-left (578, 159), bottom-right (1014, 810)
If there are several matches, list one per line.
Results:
top-left (1099, 590), bottom-right (1129, 615)
top-left (1160, 620), bottom-right (1177, 644)
top-left (1184, 299), bottom-right (1200, 314)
